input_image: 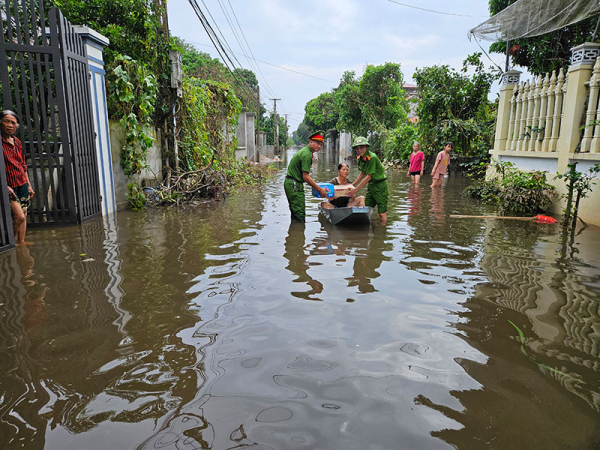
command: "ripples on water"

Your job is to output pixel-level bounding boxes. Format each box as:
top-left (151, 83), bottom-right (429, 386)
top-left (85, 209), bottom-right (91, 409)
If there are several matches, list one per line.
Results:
top-left (1, 161), bottom-right (599, 450)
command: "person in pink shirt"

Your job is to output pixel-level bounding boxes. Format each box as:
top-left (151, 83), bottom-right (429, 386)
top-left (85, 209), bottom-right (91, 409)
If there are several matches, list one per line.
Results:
top-left (430, 142), bottom-right (452, 188)
top-left (406, 142), bottom-right (424, 184)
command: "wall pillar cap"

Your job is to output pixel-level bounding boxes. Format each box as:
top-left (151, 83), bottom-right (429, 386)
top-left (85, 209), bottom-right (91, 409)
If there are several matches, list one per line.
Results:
top-left (72, 25), bottom-right (109, 47)
top-left (501, 70), bottom-right (522, 86)
top-left (570, 42), bottom-right (600, 67)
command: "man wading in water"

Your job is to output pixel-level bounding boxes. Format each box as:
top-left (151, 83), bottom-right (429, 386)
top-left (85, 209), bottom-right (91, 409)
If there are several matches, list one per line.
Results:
top-left (1, 110), bottom-right (34, 245)
top-left (347, 136), bottom-right (388, 225)
top-left (284, 130), bottom-right (329, 222)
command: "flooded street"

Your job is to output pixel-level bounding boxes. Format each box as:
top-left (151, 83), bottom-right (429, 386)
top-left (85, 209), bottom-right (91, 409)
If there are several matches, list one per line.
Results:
top-left (1, 150), bottom-right (600, 450)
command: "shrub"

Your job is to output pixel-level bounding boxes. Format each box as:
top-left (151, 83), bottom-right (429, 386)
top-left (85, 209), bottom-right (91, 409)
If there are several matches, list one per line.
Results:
top-left (383, 123), bottom-right (419, 163)
top-left (463, 180), bottom-right (500, 203)
top-left (499, 170), bottom-right (555, 214)
top-left (464, 161), bottom-right (556, 214)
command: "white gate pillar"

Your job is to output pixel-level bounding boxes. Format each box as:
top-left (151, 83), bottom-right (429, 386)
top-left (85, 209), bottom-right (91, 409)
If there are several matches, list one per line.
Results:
top-left (73, 26), bottom-right (116, 216)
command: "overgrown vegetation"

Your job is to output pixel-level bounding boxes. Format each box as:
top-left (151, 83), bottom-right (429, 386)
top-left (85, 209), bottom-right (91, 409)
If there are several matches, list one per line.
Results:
top-left (137, 77), bottom-right (272, 208)
top-left (382, 123), bottom-right (419, 163)
top-left (295, 54), bottom-right (498, 165)
top-left (107, 55), bottom-right (158, 177)
top-left (44, 1), bottom-right (277, 208)
top-left (465, 161), bottom-right (556, 214)
top-left (176, 38), bottom-right (287, 147)
top-left (414, 53), bottom-right (499, 156)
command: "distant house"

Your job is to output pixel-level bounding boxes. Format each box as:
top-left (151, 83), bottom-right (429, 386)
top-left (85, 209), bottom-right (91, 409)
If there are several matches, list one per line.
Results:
top-left (403, 83), bottom-right (419, 119)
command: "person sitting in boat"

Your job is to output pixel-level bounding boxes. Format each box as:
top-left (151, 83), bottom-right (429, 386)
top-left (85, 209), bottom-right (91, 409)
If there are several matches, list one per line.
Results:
top-left (321, 163), bottom-right (365, 209)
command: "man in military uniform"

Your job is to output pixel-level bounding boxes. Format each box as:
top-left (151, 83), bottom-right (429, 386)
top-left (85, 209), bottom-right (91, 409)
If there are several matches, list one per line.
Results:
top-left (347, 136), bottom-right (388, 225)
top-left (284, 131), bottom-right (328, 222)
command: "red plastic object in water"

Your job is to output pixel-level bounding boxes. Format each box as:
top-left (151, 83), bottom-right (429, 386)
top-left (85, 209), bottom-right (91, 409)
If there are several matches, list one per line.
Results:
top-left (534, 214), bottom-right (557, 224)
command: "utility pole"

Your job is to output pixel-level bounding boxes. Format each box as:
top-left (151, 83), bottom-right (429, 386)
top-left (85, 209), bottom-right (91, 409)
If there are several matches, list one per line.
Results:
top-left (256, 86), bottom-right (260, 148)
top-left (283, 114), bottom-right (289, 150)
top-left (270, 98), bottom-right (281, 153)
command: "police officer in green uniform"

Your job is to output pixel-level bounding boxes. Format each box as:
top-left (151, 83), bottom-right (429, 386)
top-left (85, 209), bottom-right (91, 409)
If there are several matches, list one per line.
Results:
top-left (347, 136), bottom-right (388, 225)
top-left (284, 130), bottom-right (329, 222)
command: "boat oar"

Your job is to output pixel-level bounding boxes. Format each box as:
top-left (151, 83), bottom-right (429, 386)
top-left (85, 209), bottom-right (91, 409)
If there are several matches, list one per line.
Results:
top-left (450, 214), bottom-right (557, 224)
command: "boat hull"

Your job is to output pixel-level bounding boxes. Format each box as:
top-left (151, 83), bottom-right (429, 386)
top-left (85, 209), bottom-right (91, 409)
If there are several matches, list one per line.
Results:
top-left (319, 206), bottom-right (374, 225)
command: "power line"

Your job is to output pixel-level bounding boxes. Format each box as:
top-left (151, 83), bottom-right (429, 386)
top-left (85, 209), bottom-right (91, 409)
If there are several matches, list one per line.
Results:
top-left (224, 0), bottom-right (279, 100)
top-left (386, 0), bottom-right (487, 18)
top-left (186, 39), bottom-right (335, 83)
top-left (214, 0), bottom-right (282, 116)
top-left (187, 0), bottom-right (260, 105)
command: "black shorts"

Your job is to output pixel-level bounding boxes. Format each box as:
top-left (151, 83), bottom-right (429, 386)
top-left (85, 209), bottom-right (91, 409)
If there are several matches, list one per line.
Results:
top-left (10, 182), bottom-right (30, 208)
top-left (329, 196), bottom-right (350, 208)
top-left (409, 170), bottom-right (421, 176)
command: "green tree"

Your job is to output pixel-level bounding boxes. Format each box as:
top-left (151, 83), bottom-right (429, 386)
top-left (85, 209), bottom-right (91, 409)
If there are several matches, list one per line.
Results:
top-left (174, 38), bottom-right (259, 110)
top-left (293, 121), bottom-right (310, 145)
top-left (488, 0), bottom-right (598, 75)
top-left (264, 114), bottom-right (288, 148)
top-left (46, 0), bottom-right (172, 123)
top-left (413, 53), bottom-right (498, 156)
top-left (335, 63), bottom-right (408, 136)
top-left (383, 123), bottom-right (419, 162)
top-left (303, 92), bottom-right (339, 131)
top-left (335, 70), bottom-right (363, 134)
top-left (47, 0), bottom-right (166, 70)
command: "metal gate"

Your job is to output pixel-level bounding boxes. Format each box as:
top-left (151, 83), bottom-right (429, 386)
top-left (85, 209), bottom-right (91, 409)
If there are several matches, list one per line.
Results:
top-left (0, 0), bottom-right (101, 240)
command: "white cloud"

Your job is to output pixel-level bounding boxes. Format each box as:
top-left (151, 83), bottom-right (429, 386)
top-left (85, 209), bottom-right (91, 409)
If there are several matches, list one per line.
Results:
top-left (168, 0), bottom-right (503, 130)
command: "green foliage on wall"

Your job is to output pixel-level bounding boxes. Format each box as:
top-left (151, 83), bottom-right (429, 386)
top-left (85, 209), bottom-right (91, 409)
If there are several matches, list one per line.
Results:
top-left (107, 54), bottom-right (158, 177)
top-left (178, 77), bottom-right (242, 172)
top-left (174, 37), bottom-right (260, 112)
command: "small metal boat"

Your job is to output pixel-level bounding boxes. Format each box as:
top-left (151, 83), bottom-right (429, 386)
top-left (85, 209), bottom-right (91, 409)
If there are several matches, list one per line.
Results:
top-left (319, 206), bottom-right (374, 225)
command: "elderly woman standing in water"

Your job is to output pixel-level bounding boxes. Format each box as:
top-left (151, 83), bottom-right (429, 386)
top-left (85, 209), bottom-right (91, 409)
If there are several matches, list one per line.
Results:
top-left (2, 110), bottom-right (34, 244)
top-left (407, 142), bottom-right (424, 184)
top-left (321, 163), bottom-right (365, 209)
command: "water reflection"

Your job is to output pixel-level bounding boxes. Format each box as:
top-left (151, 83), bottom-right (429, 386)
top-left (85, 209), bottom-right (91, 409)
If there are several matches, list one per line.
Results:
top-left (1, 160), bottom-right (600, 449)
top-left (283, 221), bottom-right (323, 301)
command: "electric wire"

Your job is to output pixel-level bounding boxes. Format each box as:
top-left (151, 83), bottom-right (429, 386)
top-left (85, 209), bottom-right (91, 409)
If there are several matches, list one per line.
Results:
top-left (473, 36), bottom-right (505, 75)
top-left (187, 0), bottom-right (261, 108)
top-left (386, 0), bottom-right (487, 18)
top-left (225, 0), bottom-right (279, 100)
top-left (186, 39), bottom-right (334, 83)
top-left (198, 0), bottom-right (274, 112)
top-left (214, 0), bottom-right (281, 110)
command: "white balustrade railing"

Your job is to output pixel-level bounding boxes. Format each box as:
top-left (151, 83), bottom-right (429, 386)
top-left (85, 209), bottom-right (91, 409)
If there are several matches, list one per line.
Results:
top-left (506, 69), bottom-right (566, 152)
top-left (581, 57), bottom-right (600, 153)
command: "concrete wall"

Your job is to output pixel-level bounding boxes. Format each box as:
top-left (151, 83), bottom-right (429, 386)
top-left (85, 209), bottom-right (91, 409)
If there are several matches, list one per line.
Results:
top-left (235, 109), bottom-right (256, 161)
top-left (258, 145), bottom-right (275, 159)
top-left (109, 120), bottom-right (163, 208)
top-left (339, 132), bottom-right (353, 160)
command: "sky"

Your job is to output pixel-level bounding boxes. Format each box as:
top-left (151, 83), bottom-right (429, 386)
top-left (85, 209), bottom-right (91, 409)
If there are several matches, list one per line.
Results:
top-left (166, 0), bottom-right (506, 131)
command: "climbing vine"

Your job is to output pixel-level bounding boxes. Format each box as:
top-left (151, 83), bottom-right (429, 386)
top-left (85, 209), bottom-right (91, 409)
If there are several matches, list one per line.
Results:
top-left (107, 54), bottom-right (158, 177)
top-left (178, 77), bottom-right (241, 171)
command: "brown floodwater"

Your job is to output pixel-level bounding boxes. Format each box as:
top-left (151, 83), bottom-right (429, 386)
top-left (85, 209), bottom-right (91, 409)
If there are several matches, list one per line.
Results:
top-left (1, 149), bottom-right (600, 450)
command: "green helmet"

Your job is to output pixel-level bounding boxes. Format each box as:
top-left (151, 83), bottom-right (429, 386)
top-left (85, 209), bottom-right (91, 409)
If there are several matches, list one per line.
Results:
top-left (352, 136), bottom-right (370, 148)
